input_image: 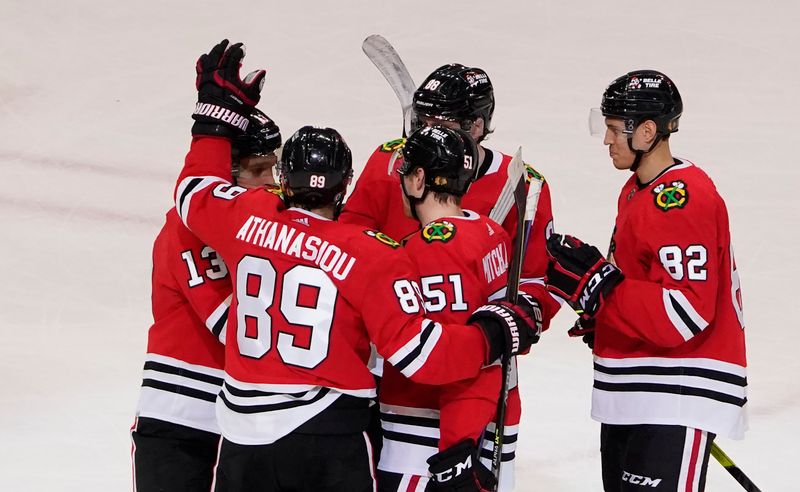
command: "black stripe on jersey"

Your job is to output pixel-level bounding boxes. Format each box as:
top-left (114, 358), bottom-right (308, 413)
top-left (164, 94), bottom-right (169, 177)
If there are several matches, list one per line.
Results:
top-left (219, 386), bottom-right (330, 414)
top-left (593, 381), bottom-right (747, 407)
top-left (380, 412), bottom-right (440, 428)
top-left (392, 320), bottom-right (436, 372)
top-left (594, 363), bottom-right (748, 387)
top-left (479, 448), bottom-right (516, 462)
top-left (482, 430), bottom-right (518, 445)
top-left (141, 379), bottom-right (218, 403)
top-left (382, 429), bottom-right (439, 448)
top-left (143, 361), bottom-right (224, 386)
top-left (211, 307), bottom-right (229, 338)
top-left (669, 293), bottom-right (702, 335)
top-left (177, 177), bottom-right (204, 216)
top-left (222, 382), bottom-right (309, 399)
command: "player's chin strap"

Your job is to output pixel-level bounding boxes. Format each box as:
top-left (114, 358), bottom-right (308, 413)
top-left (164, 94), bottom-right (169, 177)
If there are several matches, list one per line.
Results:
top-left (627, 134), bottom-right (663, 172)
top-left (399, 178), bottom-right (428, 222)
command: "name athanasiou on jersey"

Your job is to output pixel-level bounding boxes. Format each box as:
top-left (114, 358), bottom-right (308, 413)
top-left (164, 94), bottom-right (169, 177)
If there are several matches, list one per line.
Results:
top-left (172, 136), bottom-right (490, 445)
top-left (593, 158), bottom-right (748, 439)
top-left (378, 212), bottom-right (519, 490)
top-left (135, 209), bottom-right (231, 434)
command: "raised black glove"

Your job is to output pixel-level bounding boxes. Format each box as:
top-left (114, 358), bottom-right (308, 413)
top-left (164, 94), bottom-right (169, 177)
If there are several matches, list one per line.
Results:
top-left (546, 233), bottom-right (622, 317)
top-left (468, 295), bottom-right (543, 364)
top-left (427, 439), bottom-right (496, 492)
top-left (192, 39), bottom-right (266, 137)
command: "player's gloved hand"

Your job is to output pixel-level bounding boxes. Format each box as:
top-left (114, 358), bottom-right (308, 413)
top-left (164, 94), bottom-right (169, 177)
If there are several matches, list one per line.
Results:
top-left (468, 295), bottom-right (543, 364)
top-left (568, 315), bottom-right (595, 349)
top-left (545, 233), bottom-right (623, 317)
top-left (192, 39), bottom-right (266, 138)
top-left (427, 439), bottom-right (496, 492)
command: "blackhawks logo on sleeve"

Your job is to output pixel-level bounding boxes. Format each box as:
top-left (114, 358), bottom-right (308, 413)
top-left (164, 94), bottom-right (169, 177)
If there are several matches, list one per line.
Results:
top-left (421, 220), bottom-right (456, 243)
top-left (652, 180), bottom-right (688, 212)
top-left (524, 164), bottom-right (545, 184)
top-left (364, 230), bottom-right (400, 249)
top-left (380, 138), bottom-right (406, 153)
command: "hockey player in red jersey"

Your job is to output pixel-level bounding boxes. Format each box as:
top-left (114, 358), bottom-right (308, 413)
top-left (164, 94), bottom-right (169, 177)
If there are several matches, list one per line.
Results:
top-left (173, 40), bottom-right (542, 492)
top-left (131, 109), bottom-right (282, 492)
top-left (546, 70), bottom-right (748, 492)
top-left (376, 125), bottom-right (542, 492)
top-left (342, 63), bottom-right (558, 489)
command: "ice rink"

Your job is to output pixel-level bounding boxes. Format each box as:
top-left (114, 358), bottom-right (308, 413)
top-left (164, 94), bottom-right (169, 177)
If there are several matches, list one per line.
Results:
top-left (2, 0), bottom-right (798, 489)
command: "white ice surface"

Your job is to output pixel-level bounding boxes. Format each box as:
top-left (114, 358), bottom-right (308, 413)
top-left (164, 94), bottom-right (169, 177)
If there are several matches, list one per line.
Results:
top-left (1, 0), bottom-right (798, 490)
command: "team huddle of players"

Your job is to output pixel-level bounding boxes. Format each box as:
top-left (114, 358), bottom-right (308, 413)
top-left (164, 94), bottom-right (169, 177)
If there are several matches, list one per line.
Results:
top-left (131, 40), bottom-right (749, 492)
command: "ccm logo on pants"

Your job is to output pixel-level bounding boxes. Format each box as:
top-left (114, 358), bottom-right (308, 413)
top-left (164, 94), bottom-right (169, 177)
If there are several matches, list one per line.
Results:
top-left (622, 471), bottom-right (662, 487)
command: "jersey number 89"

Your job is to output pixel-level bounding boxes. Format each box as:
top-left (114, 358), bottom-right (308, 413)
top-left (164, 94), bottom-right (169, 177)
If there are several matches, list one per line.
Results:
top-left (236, 255), bottom-right (336, 368)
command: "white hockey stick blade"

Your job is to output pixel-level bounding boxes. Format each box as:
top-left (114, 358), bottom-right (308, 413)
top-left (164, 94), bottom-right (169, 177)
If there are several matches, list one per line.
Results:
top-left (524, 173), bottom-right (543, 222)
top-left (362, 35), bottom-right (416, 117)
top-left (489, 147), bottom-right (524, 224)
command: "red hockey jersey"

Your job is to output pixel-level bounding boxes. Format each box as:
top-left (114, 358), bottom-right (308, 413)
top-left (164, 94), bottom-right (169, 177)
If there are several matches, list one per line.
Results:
top-left (341, 139), bottom-right (561, 324)
top-left (379, 212), bottom-right (510, 477)
top-left (174, 136), bottom-right (493, 445)
top-left (135, 209), bottom-right (231, 434)
top-left (593, 159), bottom-right (748, 439)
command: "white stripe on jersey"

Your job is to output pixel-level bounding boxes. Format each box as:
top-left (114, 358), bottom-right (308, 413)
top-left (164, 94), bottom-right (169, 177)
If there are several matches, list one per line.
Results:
top-left (386, 319), bottom-right (443, 379)
top-left (662, 288), bottom-right (709, 341)
top-left (175, 176), bottom-right (226, 226)
top-left (215, 375), bottom-right (375, 445)
top-left (592, 356), bottom-right (747, 439)
top-left (136, 354), bottom-right (225, 434)
top-left (205, 294), bottom-right (231, 344)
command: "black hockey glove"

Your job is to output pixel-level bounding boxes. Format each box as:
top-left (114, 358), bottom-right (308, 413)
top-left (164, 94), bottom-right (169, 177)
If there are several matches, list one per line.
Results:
top-left (192, 39), bottom-right (266, 138)
top-left (568, 315), bottom-right (595, 349)
top-left (545, 233), bottom-right (623, 317)
top-left (427, 439), bottom-right (496, 492)
top-left (468, 295), bottom-right (543, 364)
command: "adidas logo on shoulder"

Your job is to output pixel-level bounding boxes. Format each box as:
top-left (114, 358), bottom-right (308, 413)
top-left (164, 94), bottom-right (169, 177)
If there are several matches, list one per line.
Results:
top-left (293, 217), bottom-right (310, 226)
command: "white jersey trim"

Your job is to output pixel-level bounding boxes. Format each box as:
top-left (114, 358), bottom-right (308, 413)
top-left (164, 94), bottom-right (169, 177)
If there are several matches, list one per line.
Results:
top-left (663, 288), bottom-right (709, 341)
top-left (176, 176), bottom-right (226, 227)
top-left (592, 356), bottom-right (748, 439)
top-left (205, 294), bottom-right (231, 344)
top-left (386, 319), bottom-right (443, 379)
top-left (135, 353), bottom-right (225, 434)
top-left (483, 148), bottom-right (504, 176)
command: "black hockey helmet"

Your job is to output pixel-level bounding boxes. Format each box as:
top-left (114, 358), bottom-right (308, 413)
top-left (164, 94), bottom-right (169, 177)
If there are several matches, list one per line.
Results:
top-left (600, 70), bottom-right (682, 136)
top-left (232, 109), bottom-right (282, 158)
top-left (279, 126), bottom-right (353, 213)
top-left (412, 63), bottom-right (495, 141)
top-left (398, 125), bottom-right (479, 197)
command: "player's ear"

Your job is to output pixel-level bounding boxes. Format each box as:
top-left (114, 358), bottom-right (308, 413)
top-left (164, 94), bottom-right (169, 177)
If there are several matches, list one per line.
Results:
top-left (640, 120), bottom-right (658, 144)
top-left (413, 167), bottom-right (426, 192)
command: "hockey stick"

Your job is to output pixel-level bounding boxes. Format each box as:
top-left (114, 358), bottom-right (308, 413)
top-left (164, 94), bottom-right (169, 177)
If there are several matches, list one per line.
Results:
top-left (362, 34), bottom-right (417, 137)
top-left (362, 34), bottom-right (526, 229)
top-left (711, 442), bottom-right (762, 491)
top-left (490, 148), bottom-right (543, 490)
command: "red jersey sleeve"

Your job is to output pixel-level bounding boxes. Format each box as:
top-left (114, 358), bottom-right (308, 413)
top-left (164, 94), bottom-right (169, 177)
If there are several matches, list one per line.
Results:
top-left (598, 179), bottom-right (723, 348)
top-left (174, 136), bottom-right (282, 251)
top-left (343, 237), bottom-right (489, 385)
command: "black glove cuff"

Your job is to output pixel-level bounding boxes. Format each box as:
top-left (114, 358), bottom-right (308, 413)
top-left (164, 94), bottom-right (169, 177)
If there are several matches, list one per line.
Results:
top-left (191, 121), bottom-right (236, 138)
